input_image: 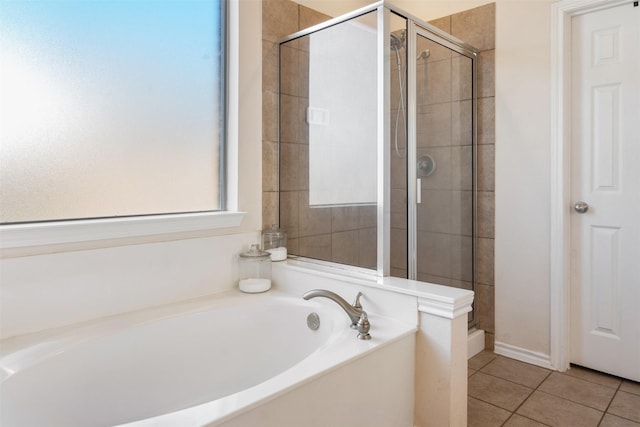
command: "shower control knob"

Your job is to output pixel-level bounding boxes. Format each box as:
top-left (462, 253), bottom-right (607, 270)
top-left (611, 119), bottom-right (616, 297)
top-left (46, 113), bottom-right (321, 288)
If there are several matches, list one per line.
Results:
top-left (574, 201), bottom-right (589, 214)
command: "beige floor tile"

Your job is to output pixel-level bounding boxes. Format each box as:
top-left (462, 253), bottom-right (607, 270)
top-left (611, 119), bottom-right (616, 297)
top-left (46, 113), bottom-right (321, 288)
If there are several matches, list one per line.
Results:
top-left (469, 367), bottom-right (477, 377)
top-left (504, 414), bottom-right (550, 426)
top-left (608, 391), bottom-right (640, 423)
top-left (468, 349), bottom-right (497, 371)
top-left (600, 414), bottom-right (640, 427)
top-left (516, 391), bottom-right (603, 427)
top-left (467, 396), bottom-right (511, 427)
top-left (620, 380), bottom-right (640, 396)
top-left (481, 356), bottom-right (551, 388)
top-left (565, 365), bottom-right (622, 389)
top-left (538, 372), bottom-right (616, 411)
top-left (468, 372), bottom-right (533, 411)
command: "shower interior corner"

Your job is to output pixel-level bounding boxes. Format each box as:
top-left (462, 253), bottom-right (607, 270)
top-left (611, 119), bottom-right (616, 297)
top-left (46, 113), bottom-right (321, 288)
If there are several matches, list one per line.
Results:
top-left (276, 3), bottom-right (479, 330)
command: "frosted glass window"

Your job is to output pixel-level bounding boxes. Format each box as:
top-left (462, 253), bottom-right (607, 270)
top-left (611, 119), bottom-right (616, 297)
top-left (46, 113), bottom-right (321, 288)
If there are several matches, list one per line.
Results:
top-left (0, 0), bottom-right (225, 224)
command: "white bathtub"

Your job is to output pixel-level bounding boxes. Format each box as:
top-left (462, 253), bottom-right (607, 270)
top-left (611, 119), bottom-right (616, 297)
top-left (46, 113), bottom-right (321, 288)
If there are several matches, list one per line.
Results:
top-left (0, 290), bottom-right (416, 427)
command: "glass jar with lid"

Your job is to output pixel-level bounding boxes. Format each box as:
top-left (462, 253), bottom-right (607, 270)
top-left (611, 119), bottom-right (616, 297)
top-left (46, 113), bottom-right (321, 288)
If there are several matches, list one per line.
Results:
top-left (261, 224), bottom-right (287, 261)
top-left (238, 244), bottom-right (272, 293)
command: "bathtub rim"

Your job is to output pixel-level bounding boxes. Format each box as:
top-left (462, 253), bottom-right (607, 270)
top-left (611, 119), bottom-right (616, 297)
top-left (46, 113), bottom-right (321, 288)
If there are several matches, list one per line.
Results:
top-left (0, 290), bottom-right (340, 383)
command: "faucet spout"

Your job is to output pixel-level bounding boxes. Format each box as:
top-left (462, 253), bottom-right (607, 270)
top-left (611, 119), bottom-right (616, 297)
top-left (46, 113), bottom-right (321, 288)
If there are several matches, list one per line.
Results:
top-left (303, 289), bottom-right (371, 340)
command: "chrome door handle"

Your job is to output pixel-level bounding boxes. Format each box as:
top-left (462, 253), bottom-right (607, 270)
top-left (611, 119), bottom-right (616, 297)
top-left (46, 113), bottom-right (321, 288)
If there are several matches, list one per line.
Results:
top-left (574, 201), bottom-right (589, 214)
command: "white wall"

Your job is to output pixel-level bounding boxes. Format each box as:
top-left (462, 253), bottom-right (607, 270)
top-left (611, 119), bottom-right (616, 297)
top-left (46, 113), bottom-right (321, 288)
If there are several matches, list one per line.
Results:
top-left (494, 1), bottom-right (552, 359)
top-left (0, 0), bottom-right (263, 340)
top-left (294, 0), bottom-right (557, 359)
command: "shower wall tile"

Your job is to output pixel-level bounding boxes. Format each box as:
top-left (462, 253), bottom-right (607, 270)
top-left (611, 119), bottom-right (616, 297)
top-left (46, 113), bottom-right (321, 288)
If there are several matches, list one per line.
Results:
top-left (418, 273), bottom-right (452, 286)
top-left (451, 190), bottom-right (473, 236)
top-left (299, 5), bottom-right (330, 29)
top-left (417, 189), bottom-right (452, 233)
top-left (298, 192), bottom-right (332, 236)
top-left (391, 211), bottom-right (407, 232)
top-left (424, 59), bottom-right (452, 105)
top-left (477, 283), bottom-right (495, 334)
top-left (262, 191), bottom-right (278, 230)
top-left (287, 237), bottom-right (299, 254)
top-left (477, 191), bottom-right (495, 239)
top-left (485, 333), bottom-right (495, 351)
top-left (451, 235), bottom-right (473, 282)
top-left (451, 279), bottom-right (474, 291)
top-left (451, 56), bottom-right (473, 102)
top-left (417, 231), bottom-right (452, 278)
top-left (279, 143), bottom-right (303, 191)
top-left (331, 206), bottom-right (362, 232)
top-left (477, 237), bottom-right (495, 286)
top-left (479, 49), bottom-right (495, 98)
top-left (391, 152), bottom-right (408, 190)
top-left (479, 96), bottom-right (496, 145)
top-left (392, 268), bottom-right (408, 279)
top-left (359, 227), bottom-right (377, 268)
top-left (478, 144), bottom-right (495, 192)
top-left (451, 3), bottom-right (495, 52)
top-left (263, 41), bottom-right (278, 93)
top-left (417, 102), bottom-right (452, 147)
top-left (279, 94), bottom-right (299, 143)
top-left (332, 230), bottom-right (360, 265)
top-left (298, 234), bottom-right (332, 261)
top-left (263, 140), bottom-right (278, 192)
top-left (451, 100), bottom-right (473, 146)
top-left (359, 205), bottom-right (377, 228)
top-left (279, 191), bottom-right (299, 238)
top-left (262, 0), bottom-right (299, 43)
top-left (280, 45), bottom-right (301, 96)
top-left (451, 145), bottom-right (473, 191)
top-left (263, 91), bottom-right (278, 142)
top-left (391, 228), bottom-right (408, 270)
top-left (299, 144), bottom-right (309, 189)
top-left (428, 16), bottom-right (451, 33)
top-left (299, 50), bottom-right (310, 100)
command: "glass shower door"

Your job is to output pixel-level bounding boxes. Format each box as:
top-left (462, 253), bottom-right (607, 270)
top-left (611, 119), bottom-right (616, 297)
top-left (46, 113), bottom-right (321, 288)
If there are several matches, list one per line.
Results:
top-left (413, 31), bottom-right (475, 294)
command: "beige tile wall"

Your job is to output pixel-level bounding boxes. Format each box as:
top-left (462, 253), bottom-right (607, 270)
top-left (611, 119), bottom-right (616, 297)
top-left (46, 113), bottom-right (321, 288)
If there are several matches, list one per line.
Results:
top-left (262, 1), bottom-right (495, 348)
top-left (451, 3), bottom-right (496, 349)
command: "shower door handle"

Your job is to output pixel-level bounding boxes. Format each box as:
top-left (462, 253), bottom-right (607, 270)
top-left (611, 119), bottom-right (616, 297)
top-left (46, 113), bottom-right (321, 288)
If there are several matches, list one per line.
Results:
top-left (416, 179), bottom-right (422, 204)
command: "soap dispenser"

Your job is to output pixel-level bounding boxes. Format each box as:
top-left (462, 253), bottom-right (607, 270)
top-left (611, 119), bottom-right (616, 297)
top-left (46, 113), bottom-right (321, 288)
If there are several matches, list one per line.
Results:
top-left (238, 244), bottom-right (272, 293)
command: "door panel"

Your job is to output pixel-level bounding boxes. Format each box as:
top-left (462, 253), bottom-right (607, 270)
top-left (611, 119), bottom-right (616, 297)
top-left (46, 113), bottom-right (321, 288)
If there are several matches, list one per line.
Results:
top-left (570, 2), bottom-right (640, 381)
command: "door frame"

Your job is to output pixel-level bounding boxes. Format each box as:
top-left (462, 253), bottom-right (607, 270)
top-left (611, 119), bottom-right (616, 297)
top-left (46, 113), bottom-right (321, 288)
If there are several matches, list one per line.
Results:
top-left (549, 0), bottom-right (631, 372)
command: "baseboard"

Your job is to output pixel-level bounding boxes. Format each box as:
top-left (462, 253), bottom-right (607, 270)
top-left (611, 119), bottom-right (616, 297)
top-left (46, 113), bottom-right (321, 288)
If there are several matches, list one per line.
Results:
top-left (494, 341), bottom-right (554, 370)
top-left (468, 329), bottom-right (485, 359)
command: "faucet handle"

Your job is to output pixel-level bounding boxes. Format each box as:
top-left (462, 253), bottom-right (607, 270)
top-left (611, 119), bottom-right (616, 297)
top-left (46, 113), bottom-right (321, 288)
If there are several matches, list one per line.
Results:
top-left (356, 312), bottom-right (371, 340)
top-left (352, 292), bottom-right (364, 309)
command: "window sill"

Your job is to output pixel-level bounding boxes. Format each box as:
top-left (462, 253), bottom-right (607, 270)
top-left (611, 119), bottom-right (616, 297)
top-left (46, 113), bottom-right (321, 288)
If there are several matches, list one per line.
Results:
top-left (0, 211), bottom-right (246, 256)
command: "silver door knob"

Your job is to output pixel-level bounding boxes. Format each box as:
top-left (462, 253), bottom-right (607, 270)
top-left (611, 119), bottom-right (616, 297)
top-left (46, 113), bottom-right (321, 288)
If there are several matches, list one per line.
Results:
top-left (574, 201), bottom-right (589, 214)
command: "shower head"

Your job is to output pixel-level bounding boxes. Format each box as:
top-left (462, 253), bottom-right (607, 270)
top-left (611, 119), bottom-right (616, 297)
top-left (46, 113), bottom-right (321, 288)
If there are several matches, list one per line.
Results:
top-left (390, 31), bottom-right (405, 50)
top-left (417, 49), bottom-right (431, 61)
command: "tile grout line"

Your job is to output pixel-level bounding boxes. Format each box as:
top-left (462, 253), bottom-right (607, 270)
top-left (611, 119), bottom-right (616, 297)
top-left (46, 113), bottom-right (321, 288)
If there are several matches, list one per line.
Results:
top-left (499, 369), bottom-right (554, 426)
top-left (565, 363), bottom-right (625, 390)
top-left (597, 380), bottom-right (621, 426)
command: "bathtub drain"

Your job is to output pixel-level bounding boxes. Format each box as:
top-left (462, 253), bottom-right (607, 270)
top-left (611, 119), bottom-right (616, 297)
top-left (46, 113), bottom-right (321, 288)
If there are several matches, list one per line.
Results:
top-left (307, 312), bottom-right (320, 330)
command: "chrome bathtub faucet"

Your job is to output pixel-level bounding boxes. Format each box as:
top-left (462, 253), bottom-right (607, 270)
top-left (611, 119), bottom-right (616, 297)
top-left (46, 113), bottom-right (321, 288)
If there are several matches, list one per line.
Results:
top-left (303, 290), bottom-right (371, 340)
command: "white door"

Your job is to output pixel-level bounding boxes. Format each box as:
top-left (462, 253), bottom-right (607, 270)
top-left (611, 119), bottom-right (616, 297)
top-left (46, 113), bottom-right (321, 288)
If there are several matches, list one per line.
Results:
top-left (570, 2), bottom-right (640, 381)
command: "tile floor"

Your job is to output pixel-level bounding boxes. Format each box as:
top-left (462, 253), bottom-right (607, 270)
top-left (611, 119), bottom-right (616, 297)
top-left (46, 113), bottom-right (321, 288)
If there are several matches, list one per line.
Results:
top-left (468, 351), bottom-right (640, 426)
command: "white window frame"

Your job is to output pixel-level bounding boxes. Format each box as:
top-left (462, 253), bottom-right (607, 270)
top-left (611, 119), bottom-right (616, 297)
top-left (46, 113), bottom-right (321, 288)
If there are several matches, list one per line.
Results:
top-left (0, 0), bottom-right (246, 255)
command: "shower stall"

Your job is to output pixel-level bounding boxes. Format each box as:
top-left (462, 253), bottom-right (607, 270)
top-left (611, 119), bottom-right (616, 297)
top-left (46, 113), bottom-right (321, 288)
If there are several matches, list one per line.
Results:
top-left (278, 2), bottom-right (478, 325)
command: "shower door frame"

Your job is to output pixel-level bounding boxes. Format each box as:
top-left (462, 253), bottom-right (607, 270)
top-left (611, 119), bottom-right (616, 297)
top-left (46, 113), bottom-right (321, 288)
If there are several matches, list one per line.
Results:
top-left (277, 1), bottom-right (478, 290)
top-left (404, 22), bottom-right (479, 287)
